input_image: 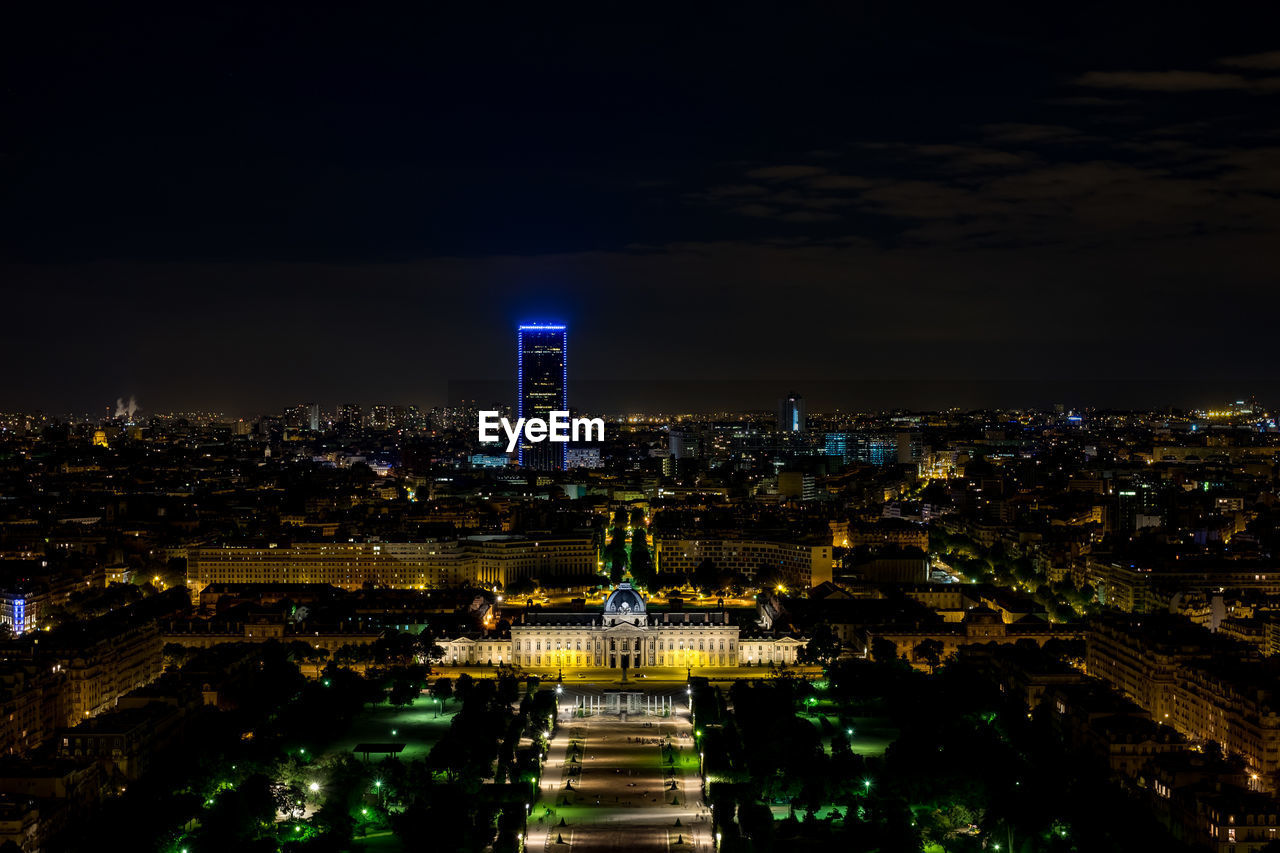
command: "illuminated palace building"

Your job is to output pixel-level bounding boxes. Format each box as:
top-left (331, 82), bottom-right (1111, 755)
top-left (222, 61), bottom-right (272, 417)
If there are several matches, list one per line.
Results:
top-left (439, 582), bottom-right (805, 670)
top-left (517, 324), bottom-right (567, 470)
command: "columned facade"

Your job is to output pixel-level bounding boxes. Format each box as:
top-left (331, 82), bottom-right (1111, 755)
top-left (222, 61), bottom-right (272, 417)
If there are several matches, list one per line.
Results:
top-left (437, 582), bottom-right (815, 670)
top-left (508, 583), bottom-right (740, 671)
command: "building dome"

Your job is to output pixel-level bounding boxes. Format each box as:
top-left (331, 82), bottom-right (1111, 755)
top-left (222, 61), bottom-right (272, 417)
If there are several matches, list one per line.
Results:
top-left (603, 581), bottom-right (646, 615)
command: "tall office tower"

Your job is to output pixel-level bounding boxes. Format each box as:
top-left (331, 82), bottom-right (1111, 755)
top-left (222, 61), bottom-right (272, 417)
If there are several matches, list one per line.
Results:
top-left (339, 403), bottom-right (363, 427)
top-left (778, 391), bottom-right (806, 432)
top-left (366, 404), bottom-right (407, 430)
top-left (283, 404), bottom-right (309, 430)
top-left (669, 429), bottom-right (700, 460)
top-left (896, 431), bottom-right (923, 464)
top-left (853, 433), bottom-right (898, 467)
top-left (284, 402), bottom-right (321, 431)
top-left (517, 324), bottom-right (567, 470)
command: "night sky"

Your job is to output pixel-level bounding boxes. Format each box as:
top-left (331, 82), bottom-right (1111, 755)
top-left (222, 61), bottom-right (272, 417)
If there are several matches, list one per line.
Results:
top-left (3, 3), bottom-right (1279, 415)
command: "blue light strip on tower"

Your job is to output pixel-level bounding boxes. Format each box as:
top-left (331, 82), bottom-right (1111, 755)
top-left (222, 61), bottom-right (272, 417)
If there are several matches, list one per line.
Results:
top-left (517, 327), bottom-right (525, 466)
top-left (561, 325), bottom-right (568, 468)
top-left (516, 323), bottom-right (567, 470)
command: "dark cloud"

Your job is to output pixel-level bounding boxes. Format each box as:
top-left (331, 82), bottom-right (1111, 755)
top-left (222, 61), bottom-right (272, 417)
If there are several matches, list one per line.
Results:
top-left (732, 203), bottom-right (779, 218)
top-left (807, 175), bottom-right (875, 190)
top-left (979, 123), bottom-right (1088, 143)
top-left (744, 165), bottom-right (830, 180)
top-left (1219, 50), bottom-right (1280, 70)
top-left (4, 4), bottom-right (1280, 412)
top-left (777, 210), bottom-right (841, 223)
top-left (1074, 70), bottom-right (1280, 93)
top-left (704, 185), bottom-right (770, 198)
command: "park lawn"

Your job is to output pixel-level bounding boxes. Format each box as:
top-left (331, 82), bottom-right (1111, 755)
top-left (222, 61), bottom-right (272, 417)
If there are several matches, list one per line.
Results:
top-left (844, 716), bottom-right (898, 756)
top-left (806, 714), bottom-right (899, 758)
top-left (352, 829), bottom-right (406, 852)
top-left (766, 804), bottom-right (850, 820)
top-left (321, 699), bottom-right (459, 762)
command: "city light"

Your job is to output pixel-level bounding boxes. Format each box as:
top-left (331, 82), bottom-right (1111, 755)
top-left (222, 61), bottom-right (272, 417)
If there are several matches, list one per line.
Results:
top-left (0, 193), bottom-right (1268, 853)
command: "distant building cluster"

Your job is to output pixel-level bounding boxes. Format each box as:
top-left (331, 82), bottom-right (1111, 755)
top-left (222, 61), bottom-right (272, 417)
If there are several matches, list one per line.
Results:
top-left (1, 375), bottom-right (1280, 848)
top-left (186, 535), bottom-right (597, 595)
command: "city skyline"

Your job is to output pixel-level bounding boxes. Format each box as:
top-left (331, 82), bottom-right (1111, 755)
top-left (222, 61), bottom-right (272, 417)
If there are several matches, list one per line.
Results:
top-left (2, 6), bottom-right (1280, 850)
top-left (7, 382), bottom-right (1280, 423)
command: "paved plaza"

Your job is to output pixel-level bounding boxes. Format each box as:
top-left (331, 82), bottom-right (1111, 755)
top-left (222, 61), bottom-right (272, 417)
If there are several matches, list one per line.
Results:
top-left (527, 685), bottom-right (714, 853)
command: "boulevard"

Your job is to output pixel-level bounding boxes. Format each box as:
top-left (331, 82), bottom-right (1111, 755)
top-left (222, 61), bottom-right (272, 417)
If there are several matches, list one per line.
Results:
top-left (527, 685), bottom-right (713, 853)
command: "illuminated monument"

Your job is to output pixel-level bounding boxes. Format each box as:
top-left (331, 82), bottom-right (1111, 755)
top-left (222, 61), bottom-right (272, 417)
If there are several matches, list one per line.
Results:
top-left (517, 324), bottom-right (567, 470)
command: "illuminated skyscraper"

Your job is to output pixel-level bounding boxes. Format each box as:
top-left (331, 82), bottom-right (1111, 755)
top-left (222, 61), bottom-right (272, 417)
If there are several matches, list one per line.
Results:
top-left (517, 324), bottom-right (567, 469)
top-left (778, 391), bottom-right (806, 432)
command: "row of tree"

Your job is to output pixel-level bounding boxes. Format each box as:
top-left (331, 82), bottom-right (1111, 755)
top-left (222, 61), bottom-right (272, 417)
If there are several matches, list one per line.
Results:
top-left (699, 660), bottom-right (1199, 853)
top-left (601, 507), bottom-right (654, 586)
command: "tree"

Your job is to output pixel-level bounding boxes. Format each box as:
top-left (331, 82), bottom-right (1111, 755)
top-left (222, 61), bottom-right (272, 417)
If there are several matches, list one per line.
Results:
top-left (693, 557), bottom-right (720, 593)
top-left (495, 670), bottom-right (520, 706)
top-left (431, 676), bottom-right (454, 709)
top-left (162, 642), bottom-right (194, 669)
top-left (453, 672), bottom-right (475, 707)
top-left (272, 781), bottom-right (307, 818)
top-left (756, 563), bottom-right (785, 591)
top-left (870, 637), bottom-right (899, 664)
top-left (506, 577), bottom-right (536, 597)
top-left (800, 624), bottom-right (842, 664)
top-left (193, 773), bottom-right (277, 849)
top-left (913, 639), bottom-right (944, 672)
top-left (603, 507), bottom-right (629, 584)
top-left (629, 521), bottom-right (653, 588)
top-left (389, 679), bottom-right (419, 709)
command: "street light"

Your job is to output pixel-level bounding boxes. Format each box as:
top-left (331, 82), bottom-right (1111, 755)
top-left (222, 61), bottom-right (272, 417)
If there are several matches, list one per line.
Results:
top-left (309, 782), bottom-right (320, 792)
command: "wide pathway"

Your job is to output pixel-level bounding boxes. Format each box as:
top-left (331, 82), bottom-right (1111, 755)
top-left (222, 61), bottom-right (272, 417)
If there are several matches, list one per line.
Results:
top-left (527, 688), bottom-right (713, 853)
